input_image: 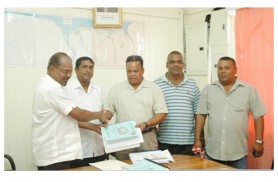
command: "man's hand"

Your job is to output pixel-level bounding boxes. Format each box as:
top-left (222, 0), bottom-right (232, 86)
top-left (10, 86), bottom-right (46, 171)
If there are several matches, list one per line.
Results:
top-left (99, 110), bottom-right (111, 124)
top-left (252, 143), bottom-right (264, 158)
top-left (78, 122), bottom-right (104, 135)
top-left (193, 139), bottom-right (203, 150)
top-left (92, 124), bottom-right (103, 134)
top-left (135, 122), bottom-right (148, 132)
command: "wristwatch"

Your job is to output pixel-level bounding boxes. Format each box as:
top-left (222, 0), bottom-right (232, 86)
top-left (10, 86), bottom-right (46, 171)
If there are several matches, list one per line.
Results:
top-left (255, 140), bottom-right (264, 144)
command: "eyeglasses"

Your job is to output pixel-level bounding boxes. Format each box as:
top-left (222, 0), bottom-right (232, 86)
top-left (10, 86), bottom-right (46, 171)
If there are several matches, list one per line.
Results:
top-left (53, 66), bottom-right (72, 75)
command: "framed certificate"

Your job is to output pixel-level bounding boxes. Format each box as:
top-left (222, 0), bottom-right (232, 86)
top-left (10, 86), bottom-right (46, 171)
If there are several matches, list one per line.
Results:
top-left (93, 7), bottom-right (122, 28)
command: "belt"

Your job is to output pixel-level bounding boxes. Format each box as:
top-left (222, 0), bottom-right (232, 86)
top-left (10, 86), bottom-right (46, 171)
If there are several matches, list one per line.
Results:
top-left (142, 127), bottom-right (156, 134)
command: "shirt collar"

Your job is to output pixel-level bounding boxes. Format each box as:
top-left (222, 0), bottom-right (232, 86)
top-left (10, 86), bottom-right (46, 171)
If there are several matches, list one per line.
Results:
top-left (71, 78), bottom-right (96, 90)
top-left (162, 72), bottom-right (189, 86)
top-left (212, 77), bottom-right (246, 88)
top-left (125, 78), bottom-right (149, 90)
top-left (46, 74), bottom-right (64, 88)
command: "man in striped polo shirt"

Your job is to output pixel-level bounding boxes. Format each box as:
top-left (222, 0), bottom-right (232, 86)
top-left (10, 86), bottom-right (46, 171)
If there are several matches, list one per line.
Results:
top-left (154, 51), bottom-right (200, 155)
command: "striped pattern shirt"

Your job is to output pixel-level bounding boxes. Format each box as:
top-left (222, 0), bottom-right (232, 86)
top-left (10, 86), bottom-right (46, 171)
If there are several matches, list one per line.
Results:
top-left (154, 73), bottom-right (200, 145)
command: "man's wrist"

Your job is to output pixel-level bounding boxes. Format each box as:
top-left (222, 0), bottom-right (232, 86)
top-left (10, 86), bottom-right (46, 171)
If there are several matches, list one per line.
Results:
top-left (196, 137), bottom-right (204, 140)
top-left (143, 122), bottom-right (148, 128)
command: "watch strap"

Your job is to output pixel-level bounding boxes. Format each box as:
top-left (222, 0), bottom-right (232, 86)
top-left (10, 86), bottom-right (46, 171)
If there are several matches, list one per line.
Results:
top-left (255, 139), bottom-right (264, 144)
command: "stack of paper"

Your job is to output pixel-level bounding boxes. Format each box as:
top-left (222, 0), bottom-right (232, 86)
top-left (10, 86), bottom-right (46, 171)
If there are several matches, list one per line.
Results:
top-left (101, 121), bottom-right (144, 153)
top-left (129, 149), bottom-right (175, 163)
top-left (90, 160), bottom-right (129, 170)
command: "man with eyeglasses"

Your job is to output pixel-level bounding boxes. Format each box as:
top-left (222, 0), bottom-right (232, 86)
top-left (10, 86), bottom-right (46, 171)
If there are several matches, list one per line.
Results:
top-left (67, 57), bottom-right (108, 168)
top-left (31, 52), bottom-right (108, 170)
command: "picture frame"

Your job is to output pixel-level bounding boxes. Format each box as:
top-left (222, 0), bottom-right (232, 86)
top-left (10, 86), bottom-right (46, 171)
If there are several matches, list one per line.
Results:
top-left (93, 8), bottom-right (122, 28)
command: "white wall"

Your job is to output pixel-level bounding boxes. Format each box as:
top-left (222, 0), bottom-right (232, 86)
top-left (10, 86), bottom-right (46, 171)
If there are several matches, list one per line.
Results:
top-left (4, 8), bottom-right (184, 170)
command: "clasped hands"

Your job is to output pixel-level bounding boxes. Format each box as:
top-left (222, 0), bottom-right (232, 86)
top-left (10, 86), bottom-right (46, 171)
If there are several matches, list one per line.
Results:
top-left (90, 110), bottom-right (112, 135)
top-left (99, 110), bottom-right (112, 124)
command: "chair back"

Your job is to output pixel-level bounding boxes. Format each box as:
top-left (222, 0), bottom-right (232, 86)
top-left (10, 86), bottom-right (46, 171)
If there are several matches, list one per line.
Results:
top-left (4, 154), bottom-right (16, 170)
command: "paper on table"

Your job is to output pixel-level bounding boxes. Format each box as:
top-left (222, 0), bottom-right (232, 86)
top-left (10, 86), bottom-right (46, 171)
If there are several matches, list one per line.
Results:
top-left (122, 159), bottom-right (169, 171)
top-left (89, 160), bottom-right (129, 170)
top-left (129, 149), bottom-right (175, 164)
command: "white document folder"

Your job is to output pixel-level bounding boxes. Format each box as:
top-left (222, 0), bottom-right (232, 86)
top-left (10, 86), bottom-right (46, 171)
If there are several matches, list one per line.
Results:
top-left (101, 121), bottom-right (144, 153)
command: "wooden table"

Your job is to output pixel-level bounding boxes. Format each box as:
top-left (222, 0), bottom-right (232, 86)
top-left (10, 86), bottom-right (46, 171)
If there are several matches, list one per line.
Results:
top-left (66, 155), bottom-right (235, 170)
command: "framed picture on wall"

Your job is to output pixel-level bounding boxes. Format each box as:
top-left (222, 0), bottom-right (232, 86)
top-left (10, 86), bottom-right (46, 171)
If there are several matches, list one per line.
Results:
top-left (93, 7), bottom-right (122, 28)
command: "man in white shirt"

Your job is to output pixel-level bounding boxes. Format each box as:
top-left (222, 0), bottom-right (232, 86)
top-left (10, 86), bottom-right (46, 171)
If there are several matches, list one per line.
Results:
top-left (67, 57), bottom-right (107, 167)
top-left (32, 52), bottom-right (108, 170)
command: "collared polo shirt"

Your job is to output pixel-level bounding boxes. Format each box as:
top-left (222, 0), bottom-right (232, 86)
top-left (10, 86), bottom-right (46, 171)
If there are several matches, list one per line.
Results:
top-left (197, 78), bottom-right (268, 161)
top-left (67, 79), bottom-right (105, 159)
top-left (104, 79), bottom-right (168, 124)
top-left (154, 73), bottom-right (200, 145)
top-left (32, 75), bottom-right (82, 166)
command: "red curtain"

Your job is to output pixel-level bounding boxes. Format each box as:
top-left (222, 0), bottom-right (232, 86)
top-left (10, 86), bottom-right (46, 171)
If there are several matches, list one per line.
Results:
top-left (235, 8), bottom-right (274, 169)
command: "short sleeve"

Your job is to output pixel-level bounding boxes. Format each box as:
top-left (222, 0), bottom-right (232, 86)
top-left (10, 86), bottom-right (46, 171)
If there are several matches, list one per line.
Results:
top-left (46, 87), bottom-right (77, 115)
top-left (249, 88), bottom-right (268, 119)
top-left (153, 84), bottom-right (168, 114)
top-left (196, 85), bottom-right (209, 114)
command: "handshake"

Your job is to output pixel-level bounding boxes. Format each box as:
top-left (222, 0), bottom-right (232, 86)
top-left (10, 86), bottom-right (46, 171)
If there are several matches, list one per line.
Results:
top-left (99, 110), bottom-right (113, 124)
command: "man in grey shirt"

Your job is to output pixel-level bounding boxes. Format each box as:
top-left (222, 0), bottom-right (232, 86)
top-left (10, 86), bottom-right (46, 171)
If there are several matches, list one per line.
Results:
top-left (194, 56), bottom-right (267, 169)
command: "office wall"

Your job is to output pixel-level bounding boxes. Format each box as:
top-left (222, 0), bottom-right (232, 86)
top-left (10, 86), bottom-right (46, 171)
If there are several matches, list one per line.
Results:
top-left (4, 8), bottom-right (184, 170)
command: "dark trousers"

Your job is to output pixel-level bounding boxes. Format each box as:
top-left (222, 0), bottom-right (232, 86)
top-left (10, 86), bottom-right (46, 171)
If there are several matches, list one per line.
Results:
top-left (206, 153), bottom-right (247, 169)
top-left (70, 154), bottom-right (108, 168)
top-left (37, 161), bottom-right (72, 170)
top-left (158, 142), bottom-right (194, 156)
